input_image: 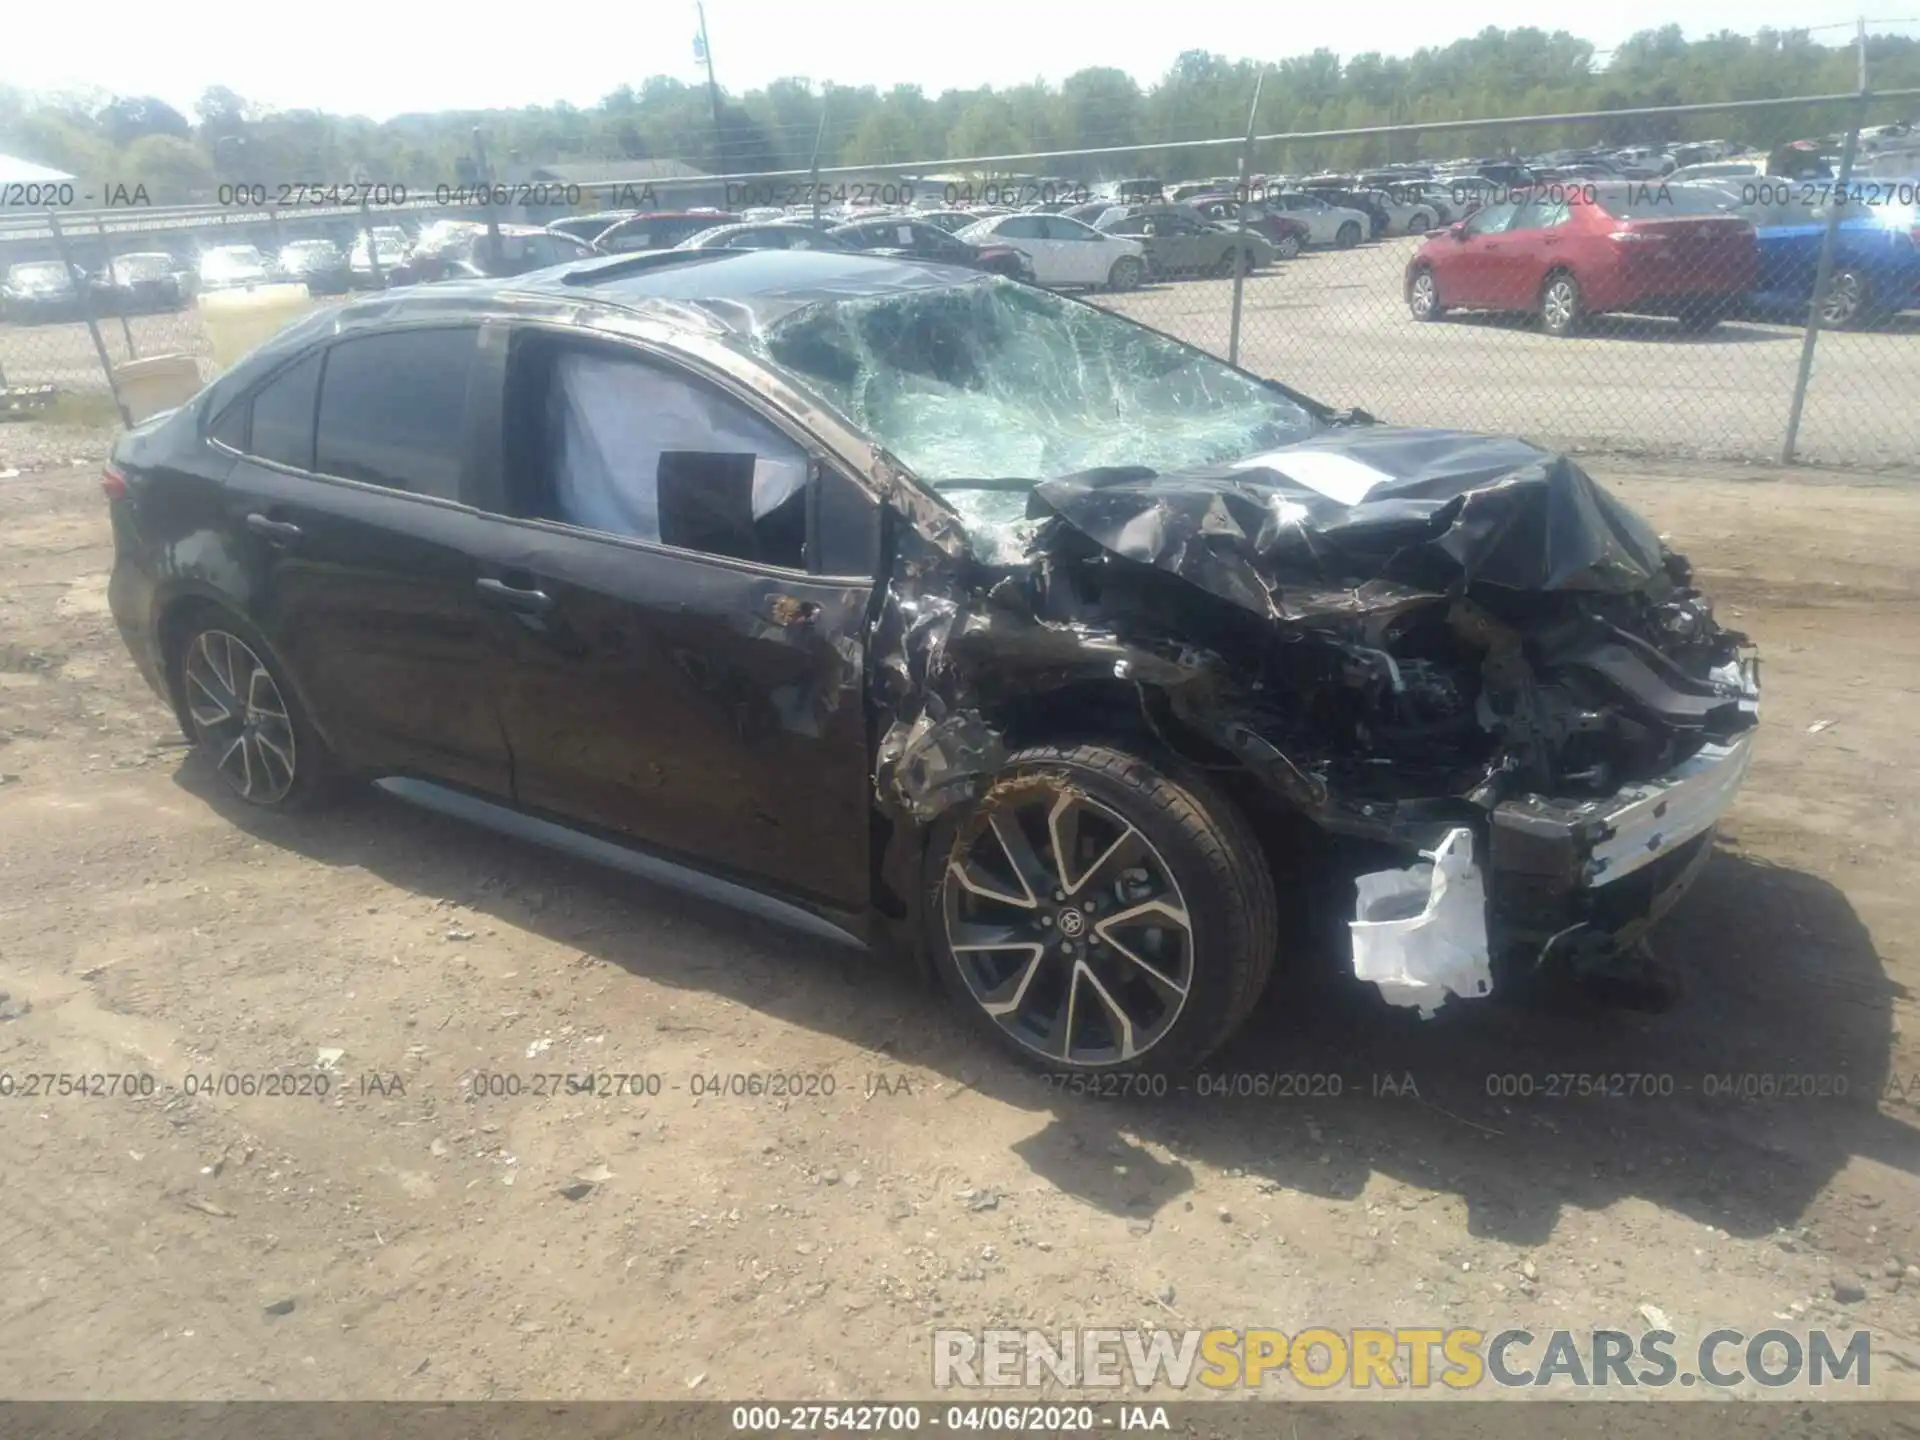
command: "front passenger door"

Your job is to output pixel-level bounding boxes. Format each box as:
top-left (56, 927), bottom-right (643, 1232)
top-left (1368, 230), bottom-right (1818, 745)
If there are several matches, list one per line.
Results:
top-left (473, 333), bottom-right (881, 912)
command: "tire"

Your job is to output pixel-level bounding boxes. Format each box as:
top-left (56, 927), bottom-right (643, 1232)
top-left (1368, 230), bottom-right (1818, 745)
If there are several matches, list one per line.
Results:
top-left (1674, 299), bottom-right (1726, 335)
top-left (1407, 265), bottom-right (1445, 321)
top-left (1335, 221), bottom-right (1362, 249)
top-left (1819, 268), bottom-right (1873, 329)
top-left (168, 607), bottom-right (339, 812)
top-left (1274, 232), bottom-right (1303, 260)
top-left (924, 743), bottom-right (1278, 1076)
top-left (1406, 211), bottom-right (1431, 234)
top-left (1212, 248), bottom-right (1241, 278)
top-left (1106, 256), bottom-right (1144, 291)
top-left (1540, 270), bottom-right (1584, 338)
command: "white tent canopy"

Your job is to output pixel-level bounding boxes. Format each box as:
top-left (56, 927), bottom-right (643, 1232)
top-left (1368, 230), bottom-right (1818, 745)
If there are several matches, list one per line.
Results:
top-left (0, 153), bottom-right (78, 186)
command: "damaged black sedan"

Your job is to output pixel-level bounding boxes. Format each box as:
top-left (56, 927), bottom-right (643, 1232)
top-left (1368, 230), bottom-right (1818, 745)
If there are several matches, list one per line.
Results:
top-left (105, 249), bottom-right (1758, 1075)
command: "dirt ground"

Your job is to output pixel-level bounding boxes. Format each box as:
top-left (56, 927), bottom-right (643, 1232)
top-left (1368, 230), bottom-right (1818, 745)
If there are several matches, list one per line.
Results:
top-left (4, 457), bottom-right (1920, 1403)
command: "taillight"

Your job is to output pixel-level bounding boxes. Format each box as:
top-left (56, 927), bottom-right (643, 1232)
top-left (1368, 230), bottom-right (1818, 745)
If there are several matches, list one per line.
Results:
top-left (101, 463), bottom-right (128, 501)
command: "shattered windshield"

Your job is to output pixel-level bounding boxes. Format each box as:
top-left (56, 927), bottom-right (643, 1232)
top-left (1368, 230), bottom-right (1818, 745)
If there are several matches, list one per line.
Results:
top-left (759, 277), bottom-right (1317, 557)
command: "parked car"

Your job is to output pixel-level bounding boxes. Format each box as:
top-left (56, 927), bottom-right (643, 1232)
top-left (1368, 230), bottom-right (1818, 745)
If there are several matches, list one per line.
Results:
top-left (1185, 197), bottom-right (1311, 258)
top-left (1, 260), bottom-right (87, 323)
top-left (1736, 186), bottom-right (1920, 328)
top-left (915, 210), bottom-right (987, 235)
top-left (196, 244), bottom-right (274, 292)
top-left (94, 252), bottom-right (187, 313)
top-left (1668, 161), bottom-right (1766, 185)
top-left (1301, 185), bottom-right (1391, 238)
top-left (546, 211), bottom-right (633, 243)
top-left (274, 240), bottom-right (352, 296)
top-left (1095, 206), bottom-right (1276, 277)
top-left (348, 228), bottom-right (412, 288)
top-left (591, 211), bottom-right (743, 254)
top-left (1264, 191), bottom-right (1372, 248)
top-left (1405, 183), bottom-right (1758, 336)
top-left (103, 249), bottom-right (1760, 1075)
top-left (1356, 187), bottom-right (1440, 235)
top-left (826, 218), bottom-right (1033, 280)
top-left (954, 212), bottom-right (1146, 290)
top-left (404, 222), bottom-right (596, 282)
top-left (672, 222), bottom-right (850, 252)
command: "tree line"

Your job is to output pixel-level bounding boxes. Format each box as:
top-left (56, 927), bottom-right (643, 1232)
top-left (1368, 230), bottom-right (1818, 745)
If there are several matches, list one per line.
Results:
top-left (3, 25), bottom-right (1917, 206)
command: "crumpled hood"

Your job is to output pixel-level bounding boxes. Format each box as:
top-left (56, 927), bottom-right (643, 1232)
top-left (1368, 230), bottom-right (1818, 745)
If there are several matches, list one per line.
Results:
top-left (1028, 425), bottom-right (1667, 623)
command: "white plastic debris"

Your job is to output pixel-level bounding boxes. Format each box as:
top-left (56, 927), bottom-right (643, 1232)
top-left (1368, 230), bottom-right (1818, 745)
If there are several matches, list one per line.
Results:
top-left (1349, 827), bottom-right (1493, 1018)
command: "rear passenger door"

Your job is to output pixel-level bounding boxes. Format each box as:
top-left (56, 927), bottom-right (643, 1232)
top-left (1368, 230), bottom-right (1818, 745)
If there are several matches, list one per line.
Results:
top-left (215, 325), bottom-right (514, 795)
top-left (463, 329), bottom-right (882, 913)
top-left (1494, 195), bottom-right (1572, 309)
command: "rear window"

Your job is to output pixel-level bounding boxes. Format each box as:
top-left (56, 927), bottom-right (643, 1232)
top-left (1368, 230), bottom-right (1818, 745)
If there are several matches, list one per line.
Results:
top-left (314, 328), bottom-right (478, 497)
top-left (1591, 184), bottom-right (1738, 219)
top-left (248, 351), bottom-right (324, 470)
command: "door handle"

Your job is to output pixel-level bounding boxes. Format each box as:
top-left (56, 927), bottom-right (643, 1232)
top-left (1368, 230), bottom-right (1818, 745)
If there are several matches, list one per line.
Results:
top-left (475, 577), bottom-right (554, 613)
top-left (245, 512), bottom-right (302, 545)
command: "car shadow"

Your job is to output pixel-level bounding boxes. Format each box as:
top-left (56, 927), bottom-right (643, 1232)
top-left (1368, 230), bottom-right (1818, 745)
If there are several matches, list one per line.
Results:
top-left (1438, 311), bottom-right (1798, 345)
top-left (173, 760), bottom-right (1917, 1250)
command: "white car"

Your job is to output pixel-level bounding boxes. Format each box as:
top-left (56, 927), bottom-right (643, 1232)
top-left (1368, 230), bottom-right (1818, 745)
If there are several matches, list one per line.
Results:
top-left (1359, 188), bottom-right (1439, 235)
top-left (1667, 160), bottom-right (1766, 184)
top-left (1263, 192), bottom-right (1373, 247)
top-left (955, 213), bottom-right (1146, 289)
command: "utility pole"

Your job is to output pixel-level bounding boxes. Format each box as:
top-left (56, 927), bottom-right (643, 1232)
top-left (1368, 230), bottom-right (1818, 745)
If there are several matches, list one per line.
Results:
top-left (695, 3), bottom-right (725, 162)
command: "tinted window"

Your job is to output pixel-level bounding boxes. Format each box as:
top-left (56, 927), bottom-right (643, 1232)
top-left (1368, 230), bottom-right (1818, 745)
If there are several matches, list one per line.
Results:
top-left (1044, 216), bottom-right (1100, 240)
top-left (603, 225), bottom-right (652, 252)
top-left (996, 215), bottom-right (1047, 239)
top-left (1463, 201), bottom-right (1520, 235)
top-left (1510, 197), bottom-right (1570, 231)
top-left (315, 329), bottom-right (477, 497)
top-left (247, 351), bottom-right (323, 470)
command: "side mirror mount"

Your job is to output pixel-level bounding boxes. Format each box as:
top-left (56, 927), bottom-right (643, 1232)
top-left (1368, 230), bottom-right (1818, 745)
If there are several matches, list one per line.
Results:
top-left (1447, 222), bottom-right (1468, 240)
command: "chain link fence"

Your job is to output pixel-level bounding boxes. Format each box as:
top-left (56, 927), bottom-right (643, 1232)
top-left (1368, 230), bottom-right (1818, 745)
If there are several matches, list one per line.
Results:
top-left (3, 88), bottom-right (1918, 471)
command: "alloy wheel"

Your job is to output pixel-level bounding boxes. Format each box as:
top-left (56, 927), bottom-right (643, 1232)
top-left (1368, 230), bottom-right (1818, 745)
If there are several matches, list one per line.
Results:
top-left (183, 630), bottom-right (297, 804)
top-left (1542, 277), bottom-right (1579, 335)
top-left (1410, 270), bottom-right (1438, 318)
top-left (942, 784), bottom-right (1194, 1067)
top-left (1821, 271), bottom-right (1864, 327)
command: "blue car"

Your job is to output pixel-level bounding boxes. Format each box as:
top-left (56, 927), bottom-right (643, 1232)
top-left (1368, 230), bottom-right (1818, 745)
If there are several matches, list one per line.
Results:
top-left (1735, 181), bottom-right (1920, 327)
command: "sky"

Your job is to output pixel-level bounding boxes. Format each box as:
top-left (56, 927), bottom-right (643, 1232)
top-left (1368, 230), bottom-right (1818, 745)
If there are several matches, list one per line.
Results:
top-left (3, 0), bottom-right (1911, 120)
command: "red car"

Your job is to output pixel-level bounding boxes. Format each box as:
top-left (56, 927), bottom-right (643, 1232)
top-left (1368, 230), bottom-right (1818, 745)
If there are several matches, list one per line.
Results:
top-left (1404, 183), bottom-right (1759, 336)
top-left (1186, 195), bottom-right (1313, 259)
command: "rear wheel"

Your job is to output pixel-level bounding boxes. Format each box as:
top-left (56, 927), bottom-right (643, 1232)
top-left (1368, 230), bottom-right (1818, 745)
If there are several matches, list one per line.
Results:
top-left (1408, 265), bottom-right (1445, 321)
top-left (1213, 248), bottom-right (1241, 277)
top-left (170, 610), bottom-right (337, 811)
top-left (926, 743), bottom-right (1277, 1076)
top-left (1406, 211), bottom-right (1431, 234)
top-left (1540, 271), bottom-right (1584, 338)
top-left (1335, 221), bottom-right (1362, 249)
top-left (1274, 232), bottom-right (1303, 260)
top-left (1106, 256), bottom-right (1144, 291)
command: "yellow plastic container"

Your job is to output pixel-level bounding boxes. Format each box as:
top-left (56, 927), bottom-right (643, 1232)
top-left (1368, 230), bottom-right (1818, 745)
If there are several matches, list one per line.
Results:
top-left (195, 284), bottom-right (317, 372)
top-left (113, 354), bottom-right (205, 422)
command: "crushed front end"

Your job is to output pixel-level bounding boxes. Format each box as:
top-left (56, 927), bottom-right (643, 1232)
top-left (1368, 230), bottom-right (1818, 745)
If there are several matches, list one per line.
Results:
top-left (1005, 426), bottom-right (1761, 1011)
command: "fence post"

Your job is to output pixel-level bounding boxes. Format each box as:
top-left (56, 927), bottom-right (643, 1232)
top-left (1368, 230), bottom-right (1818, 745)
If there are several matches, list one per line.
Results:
top-left (1227, 69), bottom-right (1266, 368)
top-left (1781, 23), bottom-right (1869, 465)
top-left (48, 210), bottom-right (131, 428)
top-left (99, 217), bottom-right (137, 360)
top-left (809, 95), bottom-right (829, 221)
top-left (474, 128), bottom-right (503, 273)
top-left (359, 195), bottom-right (384, 288)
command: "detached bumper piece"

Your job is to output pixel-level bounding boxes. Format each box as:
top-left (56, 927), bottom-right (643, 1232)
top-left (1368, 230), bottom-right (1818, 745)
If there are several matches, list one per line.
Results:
top-left (1488, 729), bottom-right (1756, 968)
top-left (1350, 828), bottom-right (1494, 1018)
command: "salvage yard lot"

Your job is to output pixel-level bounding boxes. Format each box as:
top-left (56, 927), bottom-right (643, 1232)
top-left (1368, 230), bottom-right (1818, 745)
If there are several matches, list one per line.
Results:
top-left (5, 235), bottom-right (1918, 470)
top-left (5, 459), bottom-right (1920, 1399)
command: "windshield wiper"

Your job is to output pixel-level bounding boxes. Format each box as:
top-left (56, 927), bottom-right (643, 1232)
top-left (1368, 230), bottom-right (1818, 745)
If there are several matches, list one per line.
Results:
top-left (927, 477), bottom-right (1042, 493)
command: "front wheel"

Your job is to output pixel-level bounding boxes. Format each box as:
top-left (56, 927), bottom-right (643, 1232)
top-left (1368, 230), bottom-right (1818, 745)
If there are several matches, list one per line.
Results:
top-left (1540, 271), bottom-right (1584, 338)
top-left (1335, 221), bottom-right (1362, 249)
top-left (926, 743), bottom-right (1278, 1076)
top-left (1406, 211), bottom-right (1431, 234)
top-left (1106, 256), bottom-right (1144, 291)
top-left (1820, 268), bottom-right (1873, 328)
top-left (1407, 266), bottom-right (1444, 321)
top-left (1274, 232), bottom-right (1303, 260)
